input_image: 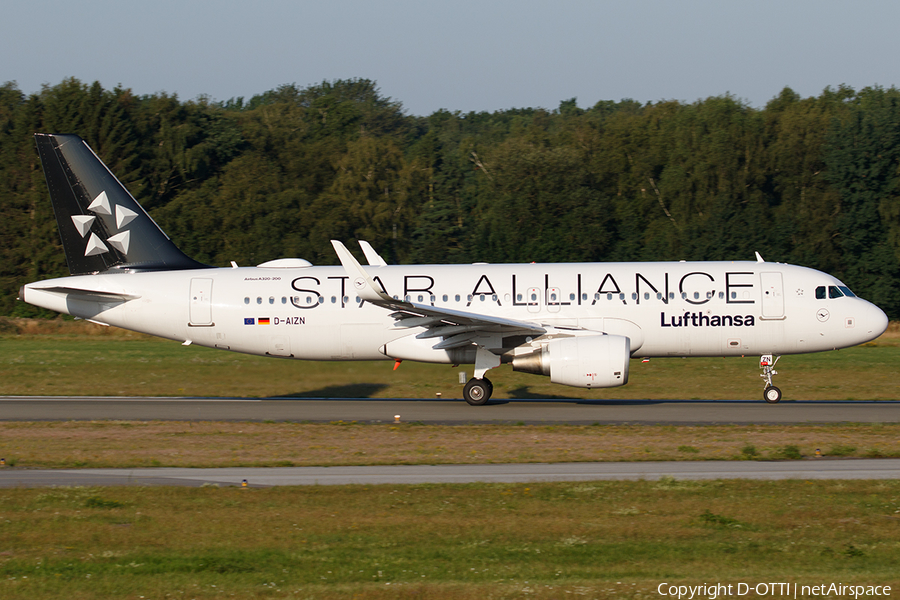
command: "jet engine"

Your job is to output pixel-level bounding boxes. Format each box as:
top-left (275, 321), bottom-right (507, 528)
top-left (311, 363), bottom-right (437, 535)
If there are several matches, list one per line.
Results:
top-left (511, 335), bottom-right (630, 388)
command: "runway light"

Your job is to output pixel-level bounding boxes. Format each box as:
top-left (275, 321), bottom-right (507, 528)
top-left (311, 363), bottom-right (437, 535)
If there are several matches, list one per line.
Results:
top-left (241, 479), bottom-right (248, 488)
top-left (436, 392), bottom-right (442, 399)
top-left (815, 448), bottom-right (822, 457)
top-left (394, 415), bottom-right (401, 423)
top-left (0, 458), bottom-right (5, 466)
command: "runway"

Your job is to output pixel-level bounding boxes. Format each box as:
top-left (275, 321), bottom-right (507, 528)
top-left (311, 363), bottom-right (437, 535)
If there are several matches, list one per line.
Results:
top-left (3, 459), bottom-right (900, 488)
top-left (1, 396), bottom-right (898, 424)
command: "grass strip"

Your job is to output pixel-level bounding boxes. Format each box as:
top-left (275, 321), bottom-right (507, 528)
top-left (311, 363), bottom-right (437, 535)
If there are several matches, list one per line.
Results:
top-left (1, 480), bottom-right (899, 599)
top-left (0, 319), bottom-right (898, 400)
top-left (2, 422), bottom-right (900, 469)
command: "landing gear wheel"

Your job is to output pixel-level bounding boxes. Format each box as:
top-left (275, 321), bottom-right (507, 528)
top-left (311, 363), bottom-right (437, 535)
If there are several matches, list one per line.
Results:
top-left (764, 386), bottom-right (782, 404)
top-left (463, 378), bottom-right (493, 406)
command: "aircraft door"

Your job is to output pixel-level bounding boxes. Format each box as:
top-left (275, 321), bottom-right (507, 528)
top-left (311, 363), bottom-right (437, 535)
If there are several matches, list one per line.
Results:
top-left (547, 287), bottom-right (562, 313)
top-left (189, 278), bottom-right (213, 326)
top-left (527, 287), bottom-right (541, 314)
top-left (760, 272), bottom-right (785, 319)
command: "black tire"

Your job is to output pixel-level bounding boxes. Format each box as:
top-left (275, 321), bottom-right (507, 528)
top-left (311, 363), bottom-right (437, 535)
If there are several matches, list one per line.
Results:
top-left (483, 377), bottom-right (493, 396)
top-left (463, 378), bottom-right (492, 406)
top-left (764, 386), bottom-right (782, 404)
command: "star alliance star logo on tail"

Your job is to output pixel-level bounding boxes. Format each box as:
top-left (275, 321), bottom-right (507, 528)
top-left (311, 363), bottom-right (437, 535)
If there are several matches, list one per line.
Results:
top-left (73, 191), bottom-right (139, 257)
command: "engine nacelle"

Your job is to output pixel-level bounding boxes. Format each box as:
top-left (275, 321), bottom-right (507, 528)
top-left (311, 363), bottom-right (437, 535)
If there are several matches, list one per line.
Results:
top-left (512, 335), bottom-right (630, 388)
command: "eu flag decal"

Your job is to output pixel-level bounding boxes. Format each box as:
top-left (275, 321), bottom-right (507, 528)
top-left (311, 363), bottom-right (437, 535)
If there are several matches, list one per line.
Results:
top-left (244, 317), bottom-right (255, 325)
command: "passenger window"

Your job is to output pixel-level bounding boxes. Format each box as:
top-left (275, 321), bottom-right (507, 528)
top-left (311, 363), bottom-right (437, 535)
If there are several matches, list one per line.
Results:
top-left (269, 297), bottom-right (275, 304)
top-left (281, 297), bottom-right (287, 304)
top-left (815, 286), bottom-right (826, 300)
top-left (257, 297), bottom-right (262, 304)
top-left (244, 297), bottom-right (250, 305)
top-left (442, 294), bottom-right (448, 302)
top-left (829, 286), bottom-right (844, 299)
top-left (569, 293), bottom-right (576, 301)
top-left (455, 295), bottom-right (461, 302)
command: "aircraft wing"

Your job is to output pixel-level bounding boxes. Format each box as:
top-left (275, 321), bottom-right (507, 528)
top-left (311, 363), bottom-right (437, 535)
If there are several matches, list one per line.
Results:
top-left (332, 241), bottom-right (546, 349)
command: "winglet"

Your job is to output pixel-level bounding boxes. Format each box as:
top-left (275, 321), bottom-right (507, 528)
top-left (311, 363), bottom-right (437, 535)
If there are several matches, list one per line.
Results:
top-left (331, 240), bottom-right (391, 302)
top-left (359, 240), bottom-right (388, 266)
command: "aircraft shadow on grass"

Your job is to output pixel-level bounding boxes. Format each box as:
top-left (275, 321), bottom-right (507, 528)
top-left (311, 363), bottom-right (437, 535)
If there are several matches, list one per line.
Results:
top-left (500, 386), bottom-right (665, 405)
top-left (272, 383), bottom-right (388, 399)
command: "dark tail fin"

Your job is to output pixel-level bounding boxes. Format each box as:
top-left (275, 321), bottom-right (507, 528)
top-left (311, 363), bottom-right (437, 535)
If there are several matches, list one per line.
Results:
top-left (34, 133), bottom-right (209, 275)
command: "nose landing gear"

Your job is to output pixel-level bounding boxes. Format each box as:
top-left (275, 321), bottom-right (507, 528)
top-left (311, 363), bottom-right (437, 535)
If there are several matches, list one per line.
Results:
top-left (760, 354), bottom-right (782, 403)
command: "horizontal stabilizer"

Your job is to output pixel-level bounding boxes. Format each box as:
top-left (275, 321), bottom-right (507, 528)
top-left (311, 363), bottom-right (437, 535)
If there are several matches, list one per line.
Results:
top-left (27, 285), bottom-right (141, 302)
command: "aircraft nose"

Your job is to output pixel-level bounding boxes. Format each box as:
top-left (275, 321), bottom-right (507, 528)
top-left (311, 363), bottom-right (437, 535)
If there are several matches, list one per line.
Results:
top-left (866, 303), bottom-right (889, 339)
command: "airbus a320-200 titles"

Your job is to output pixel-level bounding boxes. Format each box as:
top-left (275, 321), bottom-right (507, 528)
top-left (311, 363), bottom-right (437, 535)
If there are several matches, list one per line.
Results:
top-left (20, 134), bottom-right (889, 405)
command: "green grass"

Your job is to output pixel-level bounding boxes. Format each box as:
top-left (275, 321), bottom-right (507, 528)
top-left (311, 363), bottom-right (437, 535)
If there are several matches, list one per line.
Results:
top-left (1, 333), bottom-right (898, 400)
top-left (3, 421), bottom-right (900, 469)
top-left (1, 480), bottom-right (899, 599)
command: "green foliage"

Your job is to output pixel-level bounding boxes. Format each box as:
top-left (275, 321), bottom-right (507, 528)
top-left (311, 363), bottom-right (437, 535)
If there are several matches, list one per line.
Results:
top-left (3, 79), bottom-right (900, 318)
top-left (828, 444), bottom-right (857, 457)
top-left (777, 444), bottom-right (804, 460)
top-left (698, 509), bottom-right (744, 528)
top-left (84, 496), bottom-right (125, 509)
top-left (741, 444), bottom-right (758, 458)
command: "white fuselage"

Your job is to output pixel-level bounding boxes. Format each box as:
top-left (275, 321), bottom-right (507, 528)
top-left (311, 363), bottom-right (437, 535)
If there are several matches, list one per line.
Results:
top-left (23, 260), bottom-right (889, 363)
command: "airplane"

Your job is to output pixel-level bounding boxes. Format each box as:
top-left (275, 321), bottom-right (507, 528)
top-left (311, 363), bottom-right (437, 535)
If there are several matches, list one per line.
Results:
top-left (19, 133), bottom-right (890, 405)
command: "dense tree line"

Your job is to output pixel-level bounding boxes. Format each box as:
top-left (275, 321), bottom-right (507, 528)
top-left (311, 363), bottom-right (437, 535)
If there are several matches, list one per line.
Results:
top-left (1, 78), bottom-right (899, 318)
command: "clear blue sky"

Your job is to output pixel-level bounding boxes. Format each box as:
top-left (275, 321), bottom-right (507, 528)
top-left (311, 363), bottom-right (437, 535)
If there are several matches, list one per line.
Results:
top-left (4, 0), bottom-right (898, 116)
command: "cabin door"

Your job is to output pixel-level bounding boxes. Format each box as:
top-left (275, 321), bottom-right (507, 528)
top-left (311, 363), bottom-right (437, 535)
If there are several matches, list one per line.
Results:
top-left (189, 278), bottom-right (213, 326)
top-left (760, 272), bottom-right (785, 319)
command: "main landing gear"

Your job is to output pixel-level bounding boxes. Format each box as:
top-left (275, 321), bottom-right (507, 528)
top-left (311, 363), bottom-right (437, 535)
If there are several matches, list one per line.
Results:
top-left (463, 377), bottom-right (493, 406)
top-left (760, 354), bottom-right (782, 403)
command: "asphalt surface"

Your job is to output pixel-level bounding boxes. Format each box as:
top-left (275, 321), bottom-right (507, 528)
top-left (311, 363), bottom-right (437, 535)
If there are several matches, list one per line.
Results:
top-left (3, 459), bottom-right (899, 488)
top-left (1, 396), bottom-right (899, 424)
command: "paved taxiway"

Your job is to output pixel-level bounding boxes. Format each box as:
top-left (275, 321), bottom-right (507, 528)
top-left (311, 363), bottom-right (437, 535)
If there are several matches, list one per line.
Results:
top-left (3, 459), bottom-right (900, 488)
top-left (1, 396), bottom-right (898, 424)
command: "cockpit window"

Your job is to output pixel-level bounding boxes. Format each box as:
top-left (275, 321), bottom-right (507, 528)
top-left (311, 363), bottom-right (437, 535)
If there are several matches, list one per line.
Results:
top-left (838, 286), bottom-right (856, 298)
top-left (815, 286), bottom-right (826, 300)
top-left (828, 286), bottom-right (844, 299)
